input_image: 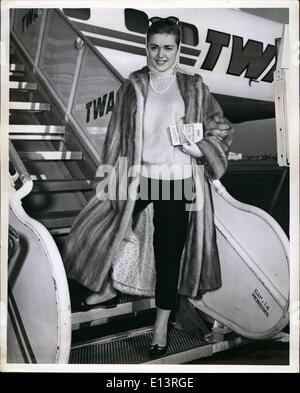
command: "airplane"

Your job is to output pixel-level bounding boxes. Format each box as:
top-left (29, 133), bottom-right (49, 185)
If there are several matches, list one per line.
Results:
top-left (63, 7), bottom-right (285, 124)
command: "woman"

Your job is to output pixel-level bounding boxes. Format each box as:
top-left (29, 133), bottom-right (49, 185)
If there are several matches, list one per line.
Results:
top-left (63, 17), bottom-right (234, 359)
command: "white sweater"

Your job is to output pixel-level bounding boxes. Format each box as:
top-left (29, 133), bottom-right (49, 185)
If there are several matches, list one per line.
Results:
top-left (142, 72), bottom-right (192, 180)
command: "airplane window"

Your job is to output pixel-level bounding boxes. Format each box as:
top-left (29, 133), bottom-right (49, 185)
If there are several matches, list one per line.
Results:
top-left (125, 9), bottom-right (199, 46)
top-left (180, 22), bottom-right (199, 46)
top-left (63, 9), bottom-right (91, 20)
top-left (125, 8), bottom-right (148, 34)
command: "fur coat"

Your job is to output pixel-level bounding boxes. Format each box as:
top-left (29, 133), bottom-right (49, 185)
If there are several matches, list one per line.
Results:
top-left (63, 66), bottom-right (234, 302)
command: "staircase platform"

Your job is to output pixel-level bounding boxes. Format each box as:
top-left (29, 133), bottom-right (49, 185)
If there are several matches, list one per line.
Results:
top-left (70, 325), bottom-right (246, 364)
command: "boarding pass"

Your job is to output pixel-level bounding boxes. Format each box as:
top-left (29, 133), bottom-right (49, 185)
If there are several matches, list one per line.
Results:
top-left (169, 123), bottom-right (203, 146)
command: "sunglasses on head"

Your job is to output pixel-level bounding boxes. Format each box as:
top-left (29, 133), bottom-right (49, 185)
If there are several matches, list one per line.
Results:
top-left (148, 16), bottom-right (180, 26)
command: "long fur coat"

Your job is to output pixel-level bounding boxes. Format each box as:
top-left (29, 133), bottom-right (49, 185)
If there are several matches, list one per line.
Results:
top-left (63, 66), bottom-right (234, 302)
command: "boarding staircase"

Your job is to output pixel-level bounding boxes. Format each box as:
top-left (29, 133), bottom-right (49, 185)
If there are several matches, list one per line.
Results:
top-left (8, 9), bottom-right (288, 365)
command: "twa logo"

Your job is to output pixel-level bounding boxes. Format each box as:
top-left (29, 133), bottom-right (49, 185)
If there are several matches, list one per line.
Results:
top-left (200, 29), bottom-right (277, 83)
top-left (21, 9), bottom-right (39, 32)
top-left (86, 91), bottom-right (115, 122)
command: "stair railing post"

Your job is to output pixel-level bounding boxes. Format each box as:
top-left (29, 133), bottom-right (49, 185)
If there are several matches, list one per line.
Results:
top-left (62, 37), bottom-right (85, 152)
top-left (9, 141), bottom-right (33, 200)
top-left (10, 8), bottom-right (16, 28)
top-left (66, 37), bottom-right (85, 120)
top-left (34, 9), bottom-right (48, 68)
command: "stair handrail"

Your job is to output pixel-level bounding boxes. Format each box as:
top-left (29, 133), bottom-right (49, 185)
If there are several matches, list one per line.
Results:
top-left (9, 141), bottom-right (33, 200)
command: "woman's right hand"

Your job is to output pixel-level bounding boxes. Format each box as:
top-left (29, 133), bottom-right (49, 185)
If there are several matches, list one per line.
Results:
top-left (182, 137), bottom-right (204, 158)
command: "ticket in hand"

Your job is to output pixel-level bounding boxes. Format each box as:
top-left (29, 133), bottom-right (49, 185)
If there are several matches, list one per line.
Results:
top-left (169, 123), bottom-right (203, 146)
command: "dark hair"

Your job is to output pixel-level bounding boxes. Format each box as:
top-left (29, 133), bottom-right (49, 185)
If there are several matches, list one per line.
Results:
top-left (146, 19), bottom-right (181, 47)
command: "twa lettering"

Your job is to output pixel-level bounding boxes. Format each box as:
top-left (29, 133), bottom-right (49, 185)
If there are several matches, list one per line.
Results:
top-left (200, 29), bottom-right (276, 83)
top-left (85, 90), bottom-right (115, 122)
top-left (21, 9), bottom-right (39, 32)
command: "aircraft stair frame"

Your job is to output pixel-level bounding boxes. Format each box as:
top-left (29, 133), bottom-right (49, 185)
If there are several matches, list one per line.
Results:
top-left (6, 8), bottom-right (290, 366)
top-left (8, 142), bottom-right (72, 363)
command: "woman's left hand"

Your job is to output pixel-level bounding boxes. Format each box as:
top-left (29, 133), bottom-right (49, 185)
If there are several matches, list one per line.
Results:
top-left (182, 137), bottom-right (203, 158)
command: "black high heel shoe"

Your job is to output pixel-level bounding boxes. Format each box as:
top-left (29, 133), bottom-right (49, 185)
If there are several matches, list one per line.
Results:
top-left (77, 294), bottom-right (119, 312)
top-left (148, 323), bottom-right (173, 359)
top-left (148, 343), bottom-right (168, 359)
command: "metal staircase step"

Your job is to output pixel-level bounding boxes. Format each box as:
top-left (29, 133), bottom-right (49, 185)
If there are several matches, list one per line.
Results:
top-left (9, 125), bottom-right (65, 134)
top-left (32, 179), bottom-right (95, 193)
top-left (31, 209), bottom-right (80, 229)
top-left (30, 175), bottom-right (48, 180)
top-left (9, 71), bottom-right (25, 78)
top-left (72, 294), bottom-right (156, 330)
top-left (69, 325), bottom-right (246, 364)
top-left (49, 227), bottom-right (71, 236)
top-left (9, 81), bottom-right (37, 90)
top-left (9, 102), bottom-right (51, 111)
top-left (9, 135), bottom-right (64, 141)
top-left (18, 151), bottom-right (82, 160)
top-left (10, 64), bottom-right (25, 72)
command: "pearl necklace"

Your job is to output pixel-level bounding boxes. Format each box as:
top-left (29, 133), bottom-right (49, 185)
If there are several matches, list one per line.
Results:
top-left (149, 71), bottom-right (176, 94)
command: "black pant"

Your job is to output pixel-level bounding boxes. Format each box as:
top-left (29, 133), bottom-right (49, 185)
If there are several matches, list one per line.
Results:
top-left (132, 176), bottom-right (193, 310)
